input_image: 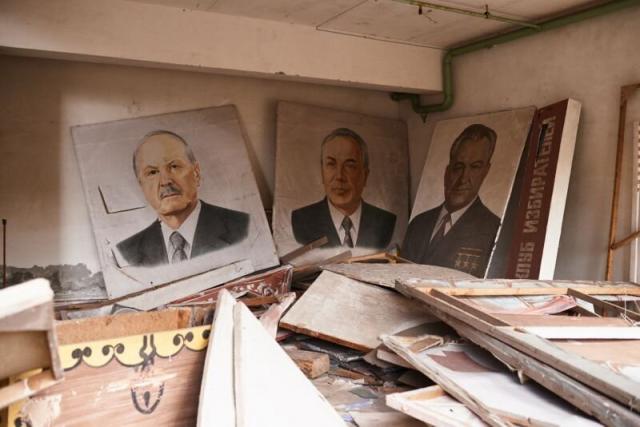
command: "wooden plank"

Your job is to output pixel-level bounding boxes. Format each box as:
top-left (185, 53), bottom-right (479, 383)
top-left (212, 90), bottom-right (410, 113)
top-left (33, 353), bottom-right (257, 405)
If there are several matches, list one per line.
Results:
top-left (171, 264), bottom-right (292, 305)
top-left (259, 293), bottom-right (296, 338)
top-left (494, 313), bottom-right (628, 327)
top-left (284, 348), bottom-right (330, 379)
top-left (424, 301), bottom-right (640, 427)
top-left (568, 289), bottom-right (640, 321)
top-left (56, 308), bottom-right (192, 345)
top-left (386, 386), bottom-right (485, 427)
top-left (0, 278), bottom-right (62, 397)
top-left (322, 263), bottom-right (473, 289)
top-left (118, 260), bottom-right (254, 311)
top-left (399, 278), bottom-right (640, 292)
top-left (197, 290), bottom-right (235, 427)
top-left (281, 271), bottom-right (436, 351)
top-left (280, 237), bottom-right (329, 264)
top-left (233, 303), bottom-right (344, 427)
top-left (430, 290), bottom-right (509, 327)
top-left (292, 251), bottom-right (352, 281)
top-left (349, 411), bottom-right (427, 427)
top-left (381, 337), bottom-right (600, 427)
top-left (0, 371), bottom-right (58, 410)
top-left (517, 326), bottom-right (640, 340)
top-left (429, 286), bottom-right (640, 297)
top-left (413, 288), bottom-right (640, 412)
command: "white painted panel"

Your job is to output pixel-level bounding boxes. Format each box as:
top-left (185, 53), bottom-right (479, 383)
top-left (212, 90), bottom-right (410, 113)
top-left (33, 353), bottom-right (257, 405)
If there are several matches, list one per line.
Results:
top-left (0, 0), bottom-right (441, 93)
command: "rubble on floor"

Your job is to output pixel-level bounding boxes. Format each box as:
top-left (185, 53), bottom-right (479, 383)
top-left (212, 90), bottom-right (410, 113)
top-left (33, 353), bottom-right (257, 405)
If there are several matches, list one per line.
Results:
top-left (3, 253), bottom-right (640, 426)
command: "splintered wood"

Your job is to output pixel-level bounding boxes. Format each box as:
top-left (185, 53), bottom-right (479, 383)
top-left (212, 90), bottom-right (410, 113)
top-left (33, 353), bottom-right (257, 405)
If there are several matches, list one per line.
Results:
top-left (394, 280), bottom-right (640, 426)
top-left (322, 263), bottom-right (473, 289)
top-left (281, 271), bottom-right (436, 351)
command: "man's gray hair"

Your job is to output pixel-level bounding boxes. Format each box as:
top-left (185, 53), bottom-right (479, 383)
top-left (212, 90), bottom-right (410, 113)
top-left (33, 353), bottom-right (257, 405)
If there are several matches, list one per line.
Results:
top-left (449, 124), bottom-right (497, 162)
top-left (132, 130), bottom-right (197, 178)
top-left (321, 127), bottom-right (369, 169)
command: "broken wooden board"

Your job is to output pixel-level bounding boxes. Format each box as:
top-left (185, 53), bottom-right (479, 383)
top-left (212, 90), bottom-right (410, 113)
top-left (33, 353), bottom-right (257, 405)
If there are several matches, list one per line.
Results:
top-left (259, 292), bottom-right (296, 338)
top-left (233, 302), bottom-right (345, 427)
top-left (386, 385), bottom-right (486, 427)
top-left (56, 308), bottom-right (192, 345)
top-left (323, 263), bottom-right (473, 289)
top-left (1, 279), bottom-right (62, 409)
top-left (117, 259), bottom-right (254, 311)
top-left (281, 271), bottom-right (436, 351)
top-left (517, 326), bottom-right (640, 340)
top-left (400, 278), bottom-right (640, 293)
top-left (414, 291), bottom-right (640, 426)
top-left (172, 264), bottom-right (292, 305)
top-left (349, 410), bottom-right (426, 427)
top-left (405, 285), bottom-right (640, 415)
top-left (198, 290), bottom-right (235, 427)
top-left (284, 348), bottom-right (330, 379)
top-left (9, 325), bottom-right (210, 426)
top-left (381, 338), bottom-right (600, 427)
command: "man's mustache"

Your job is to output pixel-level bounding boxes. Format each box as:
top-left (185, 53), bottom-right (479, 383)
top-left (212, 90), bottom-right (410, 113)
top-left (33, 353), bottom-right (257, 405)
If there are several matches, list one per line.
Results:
top-left (159, 184), bottom-right (182, 199)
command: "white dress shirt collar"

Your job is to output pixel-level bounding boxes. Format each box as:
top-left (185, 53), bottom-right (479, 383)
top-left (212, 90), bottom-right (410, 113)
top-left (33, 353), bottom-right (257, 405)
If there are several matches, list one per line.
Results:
top-left (431, 197), bottom-right (477, 240)
top-left (327, 199), bottom-right (362, 246)
top-left (160, 200), bottom-right (201, 262)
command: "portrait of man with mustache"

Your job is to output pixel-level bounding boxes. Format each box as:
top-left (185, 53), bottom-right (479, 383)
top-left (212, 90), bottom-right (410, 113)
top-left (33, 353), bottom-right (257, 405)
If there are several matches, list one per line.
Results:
top-left (116, 130), bottom-right (249, 267)
top-left (402, 124), bottom-right (500, 277)
top-left (290, 127), bottom-right (396, 250)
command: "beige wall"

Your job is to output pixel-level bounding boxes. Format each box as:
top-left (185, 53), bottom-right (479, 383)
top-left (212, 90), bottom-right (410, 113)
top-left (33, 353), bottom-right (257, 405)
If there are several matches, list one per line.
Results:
top-left (3, 6), bottom-right (639, 282)
top-left (0, 55), bottom-right (400, 271)
top-left (403, 7), bottom-right (640, 281)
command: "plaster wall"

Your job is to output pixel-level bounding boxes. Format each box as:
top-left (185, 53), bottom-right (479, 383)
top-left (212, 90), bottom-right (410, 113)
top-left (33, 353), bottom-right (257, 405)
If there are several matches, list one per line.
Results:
top-left (403, 7), bottom-right (640, 281)
top-left (0, 55), bottom-right (400, 275)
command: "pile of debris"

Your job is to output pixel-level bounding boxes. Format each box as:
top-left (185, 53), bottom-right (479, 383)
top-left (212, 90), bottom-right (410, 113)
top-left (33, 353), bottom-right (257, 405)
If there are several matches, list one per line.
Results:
top-left (2, 253), bottom-right (640, 426)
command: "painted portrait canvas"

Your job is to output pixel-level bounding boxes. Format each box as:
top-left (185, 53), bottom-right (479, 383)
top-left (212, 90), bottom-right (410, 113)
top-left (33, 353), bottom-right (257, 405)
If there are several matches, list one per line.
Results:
top-left (272, 102), bottom-right (409, 265)
top-left (72, 106), bottom-right (278, 298)
top-left (402, 107), bottom-right (535, 277)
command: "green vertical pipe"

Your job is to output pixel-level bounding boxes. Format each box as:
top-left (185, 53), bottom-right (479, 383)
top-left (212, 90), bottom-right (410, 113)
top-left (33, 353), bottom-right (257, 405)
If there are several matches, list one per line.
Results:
top-left (393, 0), bottom-right (640, 120)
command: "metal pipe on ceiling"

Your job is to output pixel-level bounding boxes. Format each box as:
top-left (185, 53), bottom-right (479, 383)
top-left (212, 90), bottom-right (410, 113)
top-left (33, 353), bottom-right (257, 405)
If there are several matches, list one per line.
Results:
top-left (392, 0), bottom-right (640, 120)
top-left (393, 0), bottom-right (541, 29)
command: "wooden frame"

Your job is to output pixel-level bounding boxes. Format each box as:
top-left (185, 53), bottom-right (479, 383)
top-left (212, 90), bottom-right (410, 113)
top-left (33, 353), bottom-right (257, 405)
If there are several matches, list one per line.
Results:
top-left (0, 279), bottom-right (62, 410)
top-left (397, 282), bottom-right (640, 414)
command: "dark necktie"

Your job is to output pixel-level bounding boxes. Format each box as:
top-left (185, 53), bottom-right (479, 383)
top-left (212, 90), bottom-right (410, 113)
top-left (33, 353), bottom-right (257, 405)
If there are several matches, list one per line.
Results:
top-left (430, 212), bottom-right (451, 248)
top-left (169, 231), bottom-right (188, 263)
top-left (341, 216), bottom-right (354, 248)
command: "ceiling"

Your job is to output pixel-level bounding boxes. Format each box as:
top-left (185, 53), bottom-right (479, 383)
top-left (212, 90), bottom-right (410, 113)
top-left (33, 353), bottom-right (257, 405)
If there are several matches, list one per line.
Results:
top-left (130, 0), bottom-right (605, 49)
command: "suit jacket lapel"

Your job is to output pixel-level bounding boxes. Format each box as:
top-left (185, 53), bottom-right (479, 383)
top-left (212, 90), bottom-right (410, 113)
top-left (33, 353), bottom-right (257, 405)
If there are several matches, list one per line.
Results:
top-left (191, 203), bottom-right (230, 258)
top-left (319, 198), bottom-right (342, 247)
top-left (142, 221), bottom-right (169, 265)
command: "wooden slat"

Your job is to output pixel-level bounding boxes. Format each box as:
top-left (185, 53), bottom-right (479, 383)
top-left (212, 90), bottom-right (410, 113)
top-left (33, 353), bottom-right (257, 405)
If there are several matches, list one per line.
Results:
top-left (409, 287), bottom-right (640, 411)
top-left (197, 290), bottom-right (235, 427)
top-left (421, 299), bottom-right (640, 427)
top-left (233, 303), bottom-right (344, 427)
top-left (568, 289), bottom-right (640, 321)
top-left (422, 286), bottom-right (640, 297)
top-left (281, 271), bottom-right (436, 351)
top-left (516, 326), bottom-right (640, 340)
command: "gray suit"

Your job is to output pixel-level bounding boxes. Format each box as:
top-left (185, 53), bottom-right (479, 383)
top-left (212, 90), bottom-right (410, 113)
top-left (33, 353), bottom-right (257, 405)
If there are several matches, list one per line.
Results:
top-left (117, 201), bottom-right (249, 267)
top-left (291, 198), bottom-right (396, 249)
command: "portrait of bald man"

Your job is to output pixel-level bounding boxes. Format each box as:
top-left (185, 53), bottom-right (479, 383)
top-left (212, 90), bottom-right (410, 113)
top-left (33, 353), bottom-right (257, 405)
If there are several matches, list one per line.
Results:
top-left (402, 124), bottom-right (500, 277)
top-left (291, 128), bottom-right (396, 249)
top-left (116, 130), bottom-right (249, 267)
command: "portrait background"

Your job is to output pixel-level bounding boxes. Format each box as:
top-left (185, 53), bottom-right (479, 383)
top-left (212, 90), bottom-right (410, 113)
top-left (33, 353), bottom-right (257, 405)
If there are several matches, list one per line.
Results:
top-left (411, 107), bottom-right (536, 221)
top-left (273, 101), bottom-right (409, 264)
top-left (72, 106), bottom-right (278, 298)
